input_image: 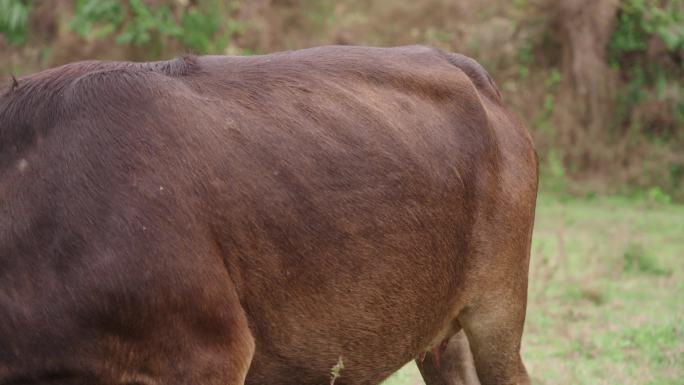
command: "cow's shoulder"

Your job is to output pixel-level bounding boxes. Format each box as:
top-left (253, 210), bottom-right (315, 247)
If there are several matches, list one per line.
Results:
top-left (0, 57), bottom-right (199, 168)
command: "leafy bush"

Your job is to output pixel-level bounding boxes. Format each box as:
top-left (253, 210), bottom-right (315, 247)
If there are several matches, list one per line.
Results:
top-left (0, 0), bottom-right (32, 45)
top-left (70, 0), bottom-right (232, 55)
top-left (609, 0), bottom-right (684, 133)
top-left (609, 0), bottom-right (684, 55)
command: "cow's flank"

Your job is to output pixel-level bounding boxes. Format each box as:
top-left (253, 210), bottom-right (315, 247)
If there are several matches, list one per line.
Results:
top-left (0, 45), bottom-right (537, 385)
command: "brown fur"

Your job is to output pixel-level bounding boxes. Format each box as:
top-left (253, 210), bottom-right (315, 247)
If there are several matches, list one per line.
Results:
top-left (0, 45), bottom-right (537, 385)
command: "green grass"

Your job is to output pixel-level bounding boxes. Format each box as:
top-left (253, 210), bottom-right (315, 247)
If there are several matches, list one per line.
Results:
top-left (382, 194), bottom-right (684, 385)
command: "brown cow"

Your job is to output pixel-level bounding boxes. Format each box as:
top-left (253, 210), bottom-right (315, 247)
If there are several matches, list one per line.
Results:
top-left (0, 45), bottom-right (537, 385)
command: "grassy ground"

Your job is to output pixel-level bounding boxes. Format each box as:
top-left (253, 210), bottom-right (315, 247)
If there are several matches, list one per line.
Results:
top-left (381, 194), bottom-right (684, 385)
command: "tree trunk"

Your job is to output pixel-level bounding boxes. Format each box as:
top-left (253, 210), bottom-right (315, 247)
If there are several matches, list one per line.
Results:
top-left (556, 0), bottom-right (619, 169)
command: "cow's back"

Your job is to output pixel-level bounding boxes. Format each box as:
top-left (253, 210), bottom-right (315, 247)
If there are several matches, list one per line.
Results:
top-left (0, 46), bottom-right (537, 385)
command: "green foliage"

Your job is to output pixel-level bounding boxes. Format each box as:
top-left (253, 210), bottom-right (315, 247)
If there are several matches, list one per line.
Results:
top-left (540, 149), bottom-right (568, 198)
top-left (116, 0), bottom-right (181, 46)
top-left (180, 7), bottom-right (221, 53)
top-left (70, 0), bottom-right (122, 38)
top-left (623, 242), bottom-right (671, 275)
top-left (610, 0), bottom-right (684, 55)
top-left (608, 1), bottom-right (684, 201)
top-left (70, 0), bottom-right (232, 55)
top-left (540, 68), bottom-right (561, 126)
top-left (646, 186), bottom-right (673, 205)
top-left (536, 68), bottom-right (568, 197)
top-left (517, 41), bottom-right (533, 79)
top-left (0, 0), bottom-right (31, 45)
top-left (669, 163), bottom-right (683, 188)
top-left (609, 0), bottom-right (684, 133)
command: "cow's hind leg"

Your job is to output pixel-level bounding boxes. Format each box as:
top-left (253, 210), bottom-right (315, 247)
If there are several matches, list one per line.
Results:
top-left (457, 301), bottom-right (530, 385)
top-left (457, 245), bottom-right (532, 385)
top-left (416, 330), bottom-right (480, 385)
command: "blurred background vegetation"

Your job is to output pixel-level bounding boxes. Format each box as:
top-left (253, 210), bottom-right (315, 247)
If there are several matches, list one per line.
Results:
top-left (1, 0), bottom-right (683, 201)
top-left (1, 1), bottom-right (682, 384)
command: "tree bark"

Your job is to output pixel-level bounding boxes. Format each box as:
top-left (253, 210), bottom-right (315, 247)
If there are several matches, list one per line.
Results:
top-left (556, 0), bottom-right (620, 168)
